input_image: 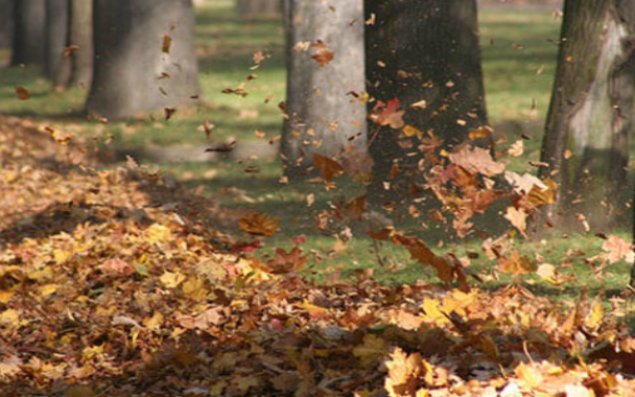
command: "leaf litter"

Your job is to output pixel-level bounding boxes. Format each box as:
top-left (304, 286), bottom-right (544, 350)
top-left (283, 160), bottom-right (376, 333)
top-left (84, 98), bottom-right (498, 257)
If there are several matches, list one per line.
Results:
top-left (0, 116), bottom-right (634, 396)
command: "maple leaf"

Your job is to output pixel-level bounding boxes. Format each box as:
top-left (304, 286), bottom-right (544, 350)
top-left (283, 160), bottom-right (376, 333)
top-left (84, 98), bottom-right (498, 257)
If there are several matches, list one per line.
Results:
top-left (371, 98), bottom-right (405, 129)
top-left (265, 246), bottom-right (307, 274)
top-left (498, 251), bottom-right (536, 275)
top-left (384, 348), bottom-right (423, 397)
top-left (353, 334), bottom-right (389, 367)
top-left (505, 171), bottom-right (547, 195)
top-left (601, 235), bottom-right (632, 264)
top-left (313, 154), bottom-right (345, 182)
top-left (238, 212), bottom-right (279, 236)
top-left (0, 355), bottom-right (22, 380)
top-left (448, 146), bottom-right (505, 177)
top-left (311, 40), bottom-right (334, 66)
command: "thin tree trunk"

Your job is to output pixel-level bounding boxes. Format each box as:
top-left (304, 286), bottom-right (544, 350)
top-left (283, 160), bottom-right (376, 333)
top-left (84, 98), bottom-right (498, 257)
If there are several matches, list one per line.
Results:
top-left (11, 0), bottom-right (46, 67)
top-left (539, 0), bottom-right (635, 233)
top-left (365, 0), bottom-right (488, 206)
top-left (45, 0), bottom-right (71, 88)
top-left (67, 0), bottom-right (93, 89)
top-left (86, 0), bottom-right (201, 120)
top-left (236, 0), bottom-right (281, 20)
top-left (281, 0), bottom-right (367, 179)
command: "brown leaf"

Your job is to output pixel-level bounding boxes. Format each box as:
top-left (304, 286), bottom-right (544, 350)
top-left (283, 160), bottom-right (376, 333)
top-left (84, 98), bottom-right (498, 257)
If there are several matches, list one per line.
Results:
top-left (602, 235), bottom-right (632, 264)
top-left (161, 34), bottom-right (172, 53)
top-left (448, 146), bottom-right (505, 177)
top-left (15, 86), bottom-right (30, 100)
top-left (238, 212), bottom-right (279, 236)
top-left (311, 40), bottom-right (334, 66)
top-left (313, 154), bottom-right (344, 182)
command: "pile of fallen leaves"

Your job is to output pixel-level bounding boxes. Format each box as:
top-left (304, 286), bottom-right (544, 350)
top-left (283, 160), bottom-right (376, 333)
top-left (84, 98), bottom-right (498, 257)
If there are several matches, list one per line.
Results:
top-left (1, 117), bottom-right (635, 396)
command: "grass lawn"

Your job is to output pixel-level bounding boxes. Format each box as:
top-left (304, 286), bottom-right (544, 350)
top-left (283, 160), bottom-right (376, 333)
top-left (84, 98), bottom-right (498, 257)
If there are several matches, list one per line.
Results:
top-left (1, 0), bottom-right (633, 324)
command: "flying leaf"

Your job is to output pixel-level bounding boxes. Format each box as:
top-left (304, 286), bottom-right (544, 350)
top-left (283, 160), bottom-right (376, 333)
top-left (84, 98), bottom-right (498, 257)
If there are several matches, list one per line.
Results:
top-left (448, 146), bottom-right (505, 177)
top-left (313, 154), bottom-right (344, 182)
top-left (311, 40), bottom-right (334, 66)
top-left (504, 206), bottom-right (527, 236)
top-left (238, 212), bottom-right (279, 236)
top-left (161, 34), bottom-right (172, 53)
top-left (601, 235), bottom-right (632, 264)
top-left (15, 86), bottom-right (30, 100)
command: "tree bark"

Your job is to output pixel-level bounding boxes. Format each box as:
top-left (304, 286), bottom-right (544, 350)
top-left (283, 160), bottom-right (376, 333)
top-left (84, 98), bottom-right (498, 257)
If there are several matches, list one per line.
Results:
top-left (539, 0), bottom-right (635, 233)
top-left (0, 0), bottom-right (14, 50)
top-left (67, 0), bottom-right (93, 89)
top-left (236, 0), bottom-right (281, 20)
top-left (365, 0), bottom-right (488, 206)
top-left (11, 0), bottom-right (46, 67)
top-left (45, 0), bottom-right (71, 88)
top-left (86, 0), bottom-right (201, 120)
top-left (281, 0), bottom-right (367, 179)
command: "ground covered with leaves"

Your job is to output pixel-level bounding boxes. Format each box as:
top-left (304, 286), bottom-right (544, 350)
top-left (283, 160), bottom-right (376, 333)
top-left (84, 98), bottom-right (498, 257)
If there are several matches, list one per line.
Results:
top-left (1, 117), bottom-right (635, 397)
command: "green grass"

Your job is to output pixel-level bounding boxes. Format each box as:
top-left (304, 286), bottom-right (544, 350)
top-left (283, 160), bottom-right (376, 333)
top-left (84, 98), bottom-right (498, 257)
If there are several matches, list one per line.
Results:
top-left (1, 1), bottom-right (634, 321)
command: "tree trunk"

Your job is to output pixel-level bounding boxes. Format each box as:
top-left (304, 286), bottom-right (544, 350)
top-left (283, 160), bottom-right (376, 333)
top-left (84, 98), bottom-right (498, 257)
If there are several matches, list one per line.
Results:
top-left (67, 0), bottom-right (93, 88)
top-left (45, 0), bottom-right (71, 88)
top-left (0, 0), bottom-right (14, 50)
top-left (236, 0), bottom-right (281, 20)
top-left (86, 0), bottom-right (201, 120)
top-left (11, 0), bottom-right (46, 67)
top-left (539, 0), bottom-right (635, 233)
top-left (365, 0), bottom-right (488, 206)
top-left (281, 0), bottom-right (367, 179)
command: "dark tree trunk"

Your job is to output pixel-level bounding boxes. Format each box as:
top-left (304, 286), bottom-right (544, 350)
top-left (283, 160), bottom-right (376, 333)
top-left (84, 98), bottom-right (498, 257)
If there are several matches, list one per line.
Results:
top-left (281, 0), bottom-right (367, 179)
top-left (539, 0), bottom-right (635, 233)
top-left (86, 0), bottom-right (201, 120)
top-left (236, 0), bottom-right (281, 20)
top-left (11, 0), bottom-right (46, 67)
top-left (0, 0), bottom-right (14, 51)
top-left (365, 0), bottom-right (488, 206)
top-left (45, 0), bottom-right (71, 88)
top-left (67, 0), bottom-right (93, 88)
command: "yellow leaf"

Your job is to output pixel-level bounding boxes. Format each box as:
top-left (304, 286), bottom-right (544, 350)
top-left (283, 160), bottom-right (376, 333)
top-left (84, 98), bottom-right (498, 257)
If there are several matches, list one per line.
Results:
top-left (403, 124), bottom-right (422, 137)
top-left (143, 311), bottom-right (164, 330)
top-left (0, 290), bottom-right (15, 304)
top-left (584, 299), bottom-right (604, 331)
top-left (0, 309), bottom-right (19, 326)
top-left (421, 298), bottom-right (449, 326)
top-left (38, 283), bottom-right (59, 297)
top-left (145, 223), bottom-right (172, 244)
top-left (514, 362), bottom-right (543, 388)
top-left (352, 334), bottom-right (389, 366)
top-left (182, 276), bottom-right (207, 300)
top-left (443, 289), bottom-right (476, 317)
top-left (160, 271), bottom-right (186, 289)
top-left (54, 249), bottom-right (72, 265)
